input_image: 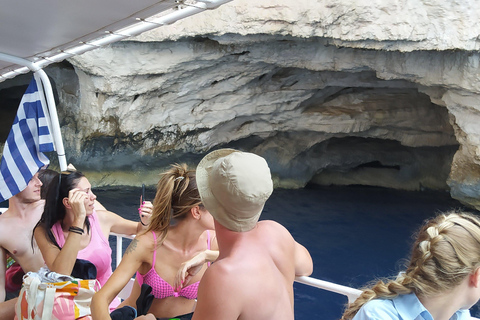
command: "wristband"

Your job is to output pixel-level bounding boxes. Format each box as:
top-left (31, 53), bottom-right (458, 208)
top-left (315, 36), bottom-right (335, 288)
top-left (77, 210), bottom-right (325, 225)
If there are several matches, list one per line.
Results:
top-left (69, 226), bottom-right (84, 235)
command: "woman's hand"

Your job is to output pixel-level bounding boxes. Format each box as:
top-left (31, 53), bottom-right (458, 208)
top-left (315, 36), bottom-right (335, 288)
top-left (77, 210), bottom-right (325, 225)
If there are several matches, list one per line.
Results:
top-left (68, 188), bottom-right (87, 226)
top-left (139, 198), bottom-right (153, 226)
top-left (174, 251), bottom-right (207, 290)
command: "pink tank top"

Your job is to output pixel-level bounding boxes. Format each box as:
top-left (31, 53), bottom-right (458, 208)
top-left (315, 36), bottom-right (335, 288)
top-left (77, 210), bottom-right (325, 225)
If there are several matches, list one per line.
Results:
top-left (136, 230), bottom-right (211, 300)
top-left (51, 210), bottom-right (120, 309)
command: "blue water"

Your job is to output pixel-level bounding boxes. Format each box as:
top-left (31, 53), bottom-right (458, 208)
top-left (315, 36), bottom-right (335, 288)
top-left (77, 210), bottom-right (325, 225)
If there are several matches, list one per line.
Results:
top-left (94, 184), bottom-right (479, 319)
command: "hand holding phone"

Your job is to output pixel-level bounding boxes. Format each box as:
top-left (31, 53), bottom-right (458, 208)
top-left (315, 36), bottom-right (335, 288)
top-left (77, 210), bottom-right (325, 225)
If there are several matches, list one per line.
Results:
top-left (139, 184), bottom-right (153, 226)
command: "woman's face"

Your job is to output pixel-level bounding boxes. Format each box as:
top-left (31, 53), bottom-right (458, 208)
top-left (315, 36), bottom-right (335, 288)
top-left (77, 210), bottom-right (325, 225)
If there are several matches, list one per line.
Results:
top-left (73, 177), bottom-right (97, 215)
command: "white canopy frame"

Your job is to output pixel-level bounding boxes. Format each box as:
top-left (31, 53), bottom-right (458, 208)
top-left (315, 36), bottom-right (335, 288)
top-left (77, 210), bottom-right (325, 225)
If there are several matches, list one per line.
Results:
top-left (0, 53), bottom-right (68, 170)
top-left (0, 0), bottom-right (232, 170)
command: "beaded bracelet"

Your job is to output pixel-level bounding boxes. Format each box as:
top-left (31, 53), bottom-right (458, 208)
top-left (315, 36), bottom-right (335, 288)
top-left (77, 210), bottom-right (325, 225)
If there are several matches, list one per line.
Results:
top-left (68, 226), bottom-right (84, 235)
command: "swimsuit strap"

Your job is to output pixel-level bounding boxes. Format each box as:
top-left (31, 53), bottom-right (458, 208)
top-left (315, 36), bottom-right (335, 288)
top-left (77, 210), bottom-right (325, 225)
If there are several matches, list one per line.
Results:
top-left (152, 231), bottom-right (157, 266)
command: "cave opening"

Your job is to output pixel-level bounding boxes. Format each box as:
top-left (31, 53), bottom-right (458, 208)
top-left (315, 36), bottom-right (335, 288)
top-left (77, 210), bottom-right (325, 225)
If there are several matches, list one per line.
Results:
top-left (297, 81), bottom-right (459, 191)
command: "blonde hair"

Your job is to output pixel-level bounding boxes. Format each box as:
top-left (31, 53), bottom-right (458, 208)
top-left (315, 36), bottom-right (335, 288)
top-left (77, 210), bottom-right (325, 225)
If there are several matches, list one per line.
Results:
top-left (342, 211), bottom-right (480, 320)
top-left (146, 163), bottom-right (202, 243)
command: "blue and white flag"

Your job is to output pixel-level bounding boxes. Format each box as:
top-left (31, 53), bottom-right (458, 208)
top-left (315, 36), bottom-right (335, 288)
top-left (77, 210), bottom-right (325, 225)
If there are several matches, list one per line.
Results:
top-left (0, 77), bottom-right (55, 202)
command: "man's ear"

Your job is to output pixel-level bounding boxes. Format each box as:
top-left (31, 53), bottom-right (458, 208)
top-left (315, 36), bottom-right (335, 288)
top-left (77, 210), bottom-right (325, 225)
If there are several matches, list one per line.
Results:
top-left (191, 206), bottom-right (201, 220)
top-left (470, 268), bottom-right (480, 288)
top-left (62, 197), bottom-right (71, 210)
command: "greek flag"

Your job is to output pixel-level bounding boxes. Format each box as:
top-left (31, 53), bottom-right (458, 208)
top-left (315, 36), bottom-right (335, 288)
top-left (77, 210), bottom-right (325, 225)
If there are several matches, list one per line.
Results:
top-left (0, 77), bottom-right (55, 202)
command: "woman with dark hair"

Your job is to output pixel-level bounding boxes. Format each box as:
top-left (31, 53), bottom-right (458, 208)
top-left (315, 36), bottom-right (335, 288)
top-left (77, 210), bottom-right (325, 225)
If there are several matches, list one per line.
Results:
top-left (34, 169), bottom-right (146, 310)
top-left (91, 163), bottom-right (217, 320)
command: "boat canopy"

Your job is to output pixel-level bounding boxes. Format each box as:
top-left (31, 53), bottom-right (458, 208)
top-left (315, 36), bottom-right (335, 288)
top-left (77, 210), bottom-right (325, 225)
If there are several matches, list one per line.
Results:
top-left (0, 0), bottom-right (231, 81)
top-left (0, 0), bottom-right (231, 170)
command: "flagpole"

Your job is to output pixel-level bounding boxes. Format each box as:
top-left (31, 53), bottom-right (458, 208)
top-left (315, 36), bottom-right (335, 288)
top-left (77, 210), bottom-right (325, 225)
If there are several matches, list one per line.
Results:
top-left (0, 53), bottom-right (67, 171)
top-left (34, 70), bottom-right (67, 171)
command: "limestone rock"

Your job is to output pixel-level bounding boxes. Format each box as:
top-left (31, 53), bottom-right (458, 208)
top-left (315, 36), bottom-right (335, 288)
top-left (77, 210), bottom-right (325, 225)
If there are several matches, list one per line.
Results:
top-left (2, 0), bottom-right (480, 209)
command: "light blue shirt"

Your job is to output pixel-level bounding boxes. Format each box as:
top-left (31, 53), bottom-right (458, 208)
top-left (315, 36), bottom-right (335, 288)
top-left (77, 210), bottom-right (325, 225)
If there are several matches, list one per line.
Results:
top-left (352, 293), bottom-right (471, 320)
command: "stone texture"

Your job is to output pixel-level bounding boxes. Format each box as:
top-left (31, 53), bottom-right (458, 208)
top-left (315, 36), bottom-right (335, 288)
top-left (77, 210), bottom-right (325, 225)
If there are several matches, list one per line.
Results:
top-left (2, 0), bottom-right (480, 209)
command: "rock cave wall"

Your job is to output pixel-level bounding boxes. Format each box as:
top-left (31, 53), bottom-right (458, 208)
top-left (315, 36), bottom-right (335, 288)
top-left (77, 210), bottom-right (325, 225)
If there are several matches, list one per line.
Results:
top-left (1, 0), bottom-right (480, 209)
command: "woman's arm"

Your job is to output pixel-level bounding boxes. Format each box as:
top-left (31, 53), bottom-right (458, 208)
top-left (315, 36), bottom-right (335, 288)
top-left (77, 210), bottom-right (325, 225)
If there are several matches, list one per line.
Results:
top-left (98, 201), bottom-right (153, 237)
top-left (91, 234), bottom-right (149, 320)
top-left (34, 225), bottom-right (82, 275)
top-left (103, 209), bottom-right (142, 235)
top-left (35, 188), bottom-right (87, 275)
top-left (174, 249), bottom-right (219, 289)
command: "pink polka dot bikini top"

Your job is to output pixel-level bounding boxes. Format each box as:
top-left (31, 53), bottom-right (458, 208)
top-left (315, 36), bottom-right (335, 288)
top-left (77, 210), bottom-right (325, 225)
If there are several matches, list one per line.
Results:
top-left (136, 230), bottom-right (211, 300)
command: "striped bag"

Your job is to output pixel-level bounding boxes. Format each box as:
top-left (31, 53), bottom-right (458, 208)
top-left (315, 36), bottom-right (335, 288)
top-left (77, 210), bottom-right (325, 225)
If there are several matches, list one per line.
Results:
top-left (15, 271), bottom-right (100, 320)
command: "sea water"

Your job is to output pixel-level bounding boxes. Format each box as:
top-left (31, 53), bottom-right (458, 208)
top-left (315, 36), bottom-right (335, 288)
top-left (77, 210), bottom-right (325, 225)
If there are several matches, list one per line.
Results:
top-left (97, 184), bottom-right (480, 319)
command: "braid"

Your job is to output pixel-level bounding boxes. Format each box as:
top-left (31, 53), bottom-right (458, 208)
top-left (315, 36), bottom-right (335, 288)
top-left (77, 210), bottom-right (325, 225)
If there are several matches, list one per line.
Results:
top-left (342, 211), bottom-right (480, 319)
top-left (341, 274), bottom-right (412, 320)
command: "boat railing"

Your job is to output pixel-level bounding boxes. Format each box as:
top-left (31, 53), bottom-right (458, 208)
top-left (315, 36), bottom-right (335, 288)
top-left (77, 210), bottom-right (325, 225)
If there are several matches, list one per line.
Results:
top-left (110, 232), bottom-right (480, 319)
top-left (110, 232), bottom-right (363, 304)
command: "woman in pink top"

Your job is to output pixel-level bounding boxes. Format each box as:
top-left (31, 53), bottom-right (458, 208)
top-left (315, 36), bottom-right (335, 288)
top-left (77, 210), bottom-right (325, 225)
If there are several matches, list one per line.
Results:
top-left (91, 164), bottom-right (218, 320)
top-left (34, 170), bottom-right (146, 310)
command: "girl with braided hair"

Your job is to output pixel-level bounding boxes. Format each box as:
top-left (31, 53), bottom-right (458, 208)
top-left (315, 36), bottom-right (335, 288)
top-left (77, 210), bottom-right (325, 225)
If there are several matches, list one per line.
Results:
top-left (91, 163), bottom-right (217, 320)
top-left (342, 211), bottom-right (480, 320)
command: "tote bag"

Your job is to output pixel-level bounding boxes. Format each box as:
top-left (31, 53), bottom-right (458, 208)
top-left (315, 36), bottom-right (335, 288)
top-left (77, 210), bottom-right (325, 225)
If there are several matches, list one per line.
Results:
top-left (15, 271), bottom-right (100, 320)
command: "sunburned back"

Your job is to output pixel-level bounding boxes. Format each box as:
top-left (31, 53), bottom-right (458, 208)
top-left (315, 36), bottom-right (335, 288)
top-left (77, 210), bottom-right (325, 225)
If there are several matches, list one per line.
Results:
top-left (198, 220), bottom-right (297, 320)
top-left (236, 221), bottom-right (296, 320)
top-left (0, 202), bottom-right (45, 273)
top-left (234, 252), bottom-right (295, 320)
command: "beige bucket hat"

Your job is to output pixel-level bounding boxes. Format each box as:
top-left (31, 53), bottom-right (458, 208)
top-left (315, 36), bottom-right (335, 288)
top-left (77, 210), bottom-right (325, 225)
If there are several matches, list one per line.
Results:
top-left (196, 148), bottom-right (273, 232)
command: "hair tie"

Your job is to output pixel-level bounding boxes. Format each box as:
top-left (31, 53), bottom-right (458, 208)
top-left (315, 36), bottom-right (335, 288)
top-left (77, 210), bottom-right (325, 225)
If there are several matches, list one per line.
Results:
top-left (174, 176), bottom-right (184, 181)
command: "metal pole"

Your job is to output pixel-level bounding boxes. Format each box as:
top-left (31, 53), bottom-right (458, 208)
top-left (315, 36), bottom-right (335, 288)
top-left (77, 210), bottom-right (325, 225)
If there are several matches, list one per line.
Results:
top-left (0, 53), bottom-right (67, 171)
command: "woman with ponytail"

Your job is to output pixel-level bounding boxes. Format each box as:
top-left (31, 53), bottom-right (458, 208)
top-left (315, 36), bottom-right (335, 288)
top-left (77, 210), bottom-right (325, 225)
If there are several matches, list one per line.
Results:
top-left (91, 164), bottom-right (217, 320)
top-left (342, 211), bottom-right (480, 320)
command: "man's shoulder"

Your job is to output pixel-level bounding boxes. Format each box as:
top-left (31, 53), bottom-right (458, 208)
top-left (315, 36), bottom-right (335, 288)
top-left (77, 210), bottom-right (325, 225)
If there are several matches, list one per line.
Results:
top-left (201, 260), bottom-right (241, 293)
top-left (0, 210), bottom-right (15, 243)
top-left (258, 219), bottom-right (285, 229)
top-left (0, 199), bottom-right (44, 226)
top-left (257, 220), bottom-right (292, 239)
top-left (0, 208), bottom-right (15, 222)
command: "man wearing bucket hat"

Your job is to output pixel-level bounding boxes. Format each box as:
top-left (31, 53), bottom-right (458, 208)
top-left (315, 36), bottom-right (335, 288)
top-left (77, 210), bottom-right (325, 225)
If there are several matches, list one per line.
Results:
top-left (189, 148), bottom-right (313, 320)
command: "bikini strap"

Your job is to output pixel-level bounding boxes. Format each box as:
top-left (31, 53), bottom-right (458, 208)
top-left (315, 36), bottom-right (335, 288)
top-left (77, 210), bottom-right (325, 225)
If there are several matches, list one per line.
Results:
top-left (151, 231), bottom-right (157, 265)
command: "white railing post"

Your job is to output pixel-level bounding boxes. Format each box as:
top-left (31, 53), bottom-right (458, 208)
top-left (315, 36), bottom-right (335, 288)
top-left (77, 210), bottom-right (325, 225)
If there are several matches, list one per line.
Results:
top-left (111, 232), bottom-right (134, 268)
top-left (295, 276), bottom-right (362, 304)
top-left (116, 235), bottom-right (123, 268)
